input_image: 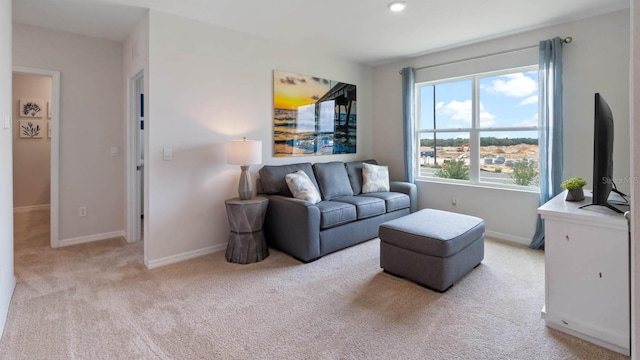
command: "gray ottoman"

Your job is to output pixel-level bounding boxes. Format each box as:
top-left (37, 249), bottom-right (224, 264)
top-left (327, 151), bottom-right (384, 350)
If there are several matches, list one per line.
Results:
top-left (379, 209), bottom-right (485, 292)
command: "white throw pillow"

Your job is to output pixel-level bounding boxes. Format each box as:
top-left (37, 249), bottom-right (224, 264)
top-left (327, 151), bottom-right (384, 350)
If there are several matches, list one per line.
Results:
top-left (285, 170), bottom-right (322, 204)
top-left (362, 163), bottom-right (390, 193)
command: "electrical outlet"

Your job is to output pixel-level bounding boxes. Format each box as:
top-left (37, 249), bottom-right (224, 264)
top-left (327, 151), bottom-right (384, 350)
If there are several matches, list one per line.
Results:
top-left (111, 146), bottom-right (119, 157)
top-left (451, 196), bottom-right (457, 206)
top-left (79, 206), bottom-right (87, 217)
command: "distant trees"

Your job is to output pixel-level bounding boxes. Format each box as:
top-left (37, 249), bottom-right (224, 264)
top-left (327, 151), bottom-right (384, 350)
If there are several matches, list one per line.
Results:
top-left (420, 137), bottom-right (537, 147)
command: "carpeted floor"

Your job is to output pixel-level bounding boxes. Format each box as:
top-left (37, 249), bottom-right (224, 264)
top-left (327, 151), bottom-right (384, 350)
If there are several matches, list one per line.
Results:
top-left (0, 210), bottom-right (629, 359)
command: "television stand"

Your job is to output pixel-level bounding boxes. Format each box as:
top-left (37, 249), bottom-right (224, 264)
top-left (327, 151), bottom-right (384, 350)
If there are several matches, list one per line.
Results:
top-left (611, 188), bottom-right (629, 199)
top-left (578, 202), bottom-right (624, 214)
top-left (539, 192), bottom-right (630, 355)
top-left (578, 189), bottom-right (628, 214)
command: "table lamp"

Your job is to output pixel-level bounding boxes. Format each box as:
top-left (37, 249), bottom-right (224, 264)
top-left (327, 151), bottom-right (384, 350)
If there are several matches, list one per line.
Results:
top-left (227, 137), bottom-right (262, 200)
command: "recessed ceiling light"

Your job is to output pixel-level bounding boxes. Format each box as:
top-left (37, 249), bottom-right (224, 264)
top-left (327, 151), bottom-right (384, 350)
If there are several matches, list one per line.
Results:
top-left (388, 1), bottom-right (407, 12)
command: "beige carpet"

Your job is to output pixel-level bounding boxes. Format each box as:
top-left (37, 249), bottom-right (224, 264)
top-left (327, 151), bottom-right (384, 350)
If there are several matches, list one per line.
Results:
top-left (0, 210), bottom-right (629, 359)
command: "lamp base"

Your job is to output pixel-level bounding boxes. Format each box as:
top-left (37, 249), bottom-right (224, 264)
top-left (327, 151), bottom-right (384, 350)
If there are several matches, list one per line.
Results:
top-left (238, 165), bottom-right (252, 200)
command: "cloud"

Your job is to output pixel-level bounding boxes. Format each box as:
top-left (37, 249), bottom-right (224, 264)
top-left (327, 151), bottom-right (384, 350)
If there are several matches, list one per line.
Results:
top-left (479, 107), bottom-right (496, 127)
top-left (438, 100), bottom-right (471, 125)
top-left (311, 76), bottom-right (329, 84)
top-left (514, 113), bottom-right (539, 127)
top-left (520, 95), bottom-right (538, 105)
top-left (437, 100), bottom-right (495, 127)
top-left (279, 76), bottom-right (297, 85)
top-left (485, 73), bottom-right (537, 98)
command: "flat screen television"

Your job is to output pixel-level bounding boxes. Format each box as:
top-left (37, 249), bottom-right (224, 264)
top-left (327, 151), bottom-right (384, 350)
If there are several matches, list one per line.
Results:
top-left (579, 93), bottom-right (625, 213)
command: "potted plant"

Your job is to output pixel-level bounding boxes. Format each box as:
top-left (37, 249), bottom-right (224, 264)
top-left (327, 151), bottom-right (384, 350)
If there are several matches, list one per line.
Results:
top-left (561, 177), bottom-right (587, 201)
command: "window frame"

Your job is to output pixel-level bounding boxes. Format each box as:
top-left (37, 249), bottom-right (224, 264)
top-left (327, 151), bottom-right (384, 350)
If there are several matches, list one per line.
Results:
top-left (415, 65), bottom-right (539, 191)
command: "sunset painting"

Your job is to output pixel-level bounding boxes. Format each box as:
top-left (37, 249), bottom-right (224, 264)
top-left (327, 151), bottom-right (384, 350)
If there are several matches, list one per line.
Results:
top-left (273, 70), bottom-right (356, 156)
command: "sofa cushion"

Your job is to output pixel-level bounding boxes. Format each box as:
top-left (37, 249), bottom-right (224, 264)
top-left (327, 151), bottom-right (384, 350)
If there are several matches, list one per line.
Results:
top-left (358, 192), bottom-right (410, 212)
top-left (345, 159), bottom-right (377, 195)
top-left (332, 196), bottom-right (386, 219)
top-left (314, 201), bottom-right (357, 229)
top-left (285, 170), bottom-right (322, 204)
top-left (259, 163), bottom-right (319, 197)
top-left (362, 163), bottom-right (390, 193)
top-left (313, 162), bottom-right (354, 200)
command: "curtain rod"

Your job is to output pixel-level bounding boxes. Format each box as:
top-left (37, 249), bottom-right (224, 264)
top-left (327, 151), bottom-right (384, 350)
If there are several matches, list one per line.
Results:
top-left (399, 37), bottom-right (572, 74)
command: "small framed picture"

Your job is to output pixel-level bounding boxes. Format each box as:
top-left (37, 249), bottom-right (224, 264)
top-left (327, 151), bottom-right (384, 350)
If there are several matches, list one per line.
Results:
top-left (19, 120), bottom-right (44, 138)
top-left (19, 99), bottom-right (45, 118)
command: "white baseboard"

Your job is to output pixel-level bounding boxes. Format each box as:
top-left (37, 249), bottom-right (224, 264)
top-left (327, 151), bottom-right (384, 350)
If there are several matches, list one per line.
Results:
top-left (144, 243), bottom-right (226, 269)
top-left (0, 275), bottom-right (16, 340)
top-left (58, 230), bottom-right (126, 247)
top-left (13, 204), bottom-right (50, 214)
top-left (485, 230), bottom-right (531, 247)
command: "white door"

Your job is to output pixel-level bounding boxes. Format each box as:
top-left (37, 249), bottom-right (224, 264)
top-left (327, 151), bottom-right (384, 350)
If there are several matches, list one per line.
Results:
top-left (135, 75), bottom-right (144, 240)
top-left (130, 72), bottom-right (144, 242)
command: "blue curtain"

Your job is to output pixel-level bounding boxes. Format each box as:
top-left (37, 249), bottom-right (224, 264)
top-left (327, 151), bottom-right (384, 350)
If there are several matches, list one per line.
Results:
top-left (530, 37), bottom-right (564, 250)
top-left (402, 67), bottom-right (416, 183)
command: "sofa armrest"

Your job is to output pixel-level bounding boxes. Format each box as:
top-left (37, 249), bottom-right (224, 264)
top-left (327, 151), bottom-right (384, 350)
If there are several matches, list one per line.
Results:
top-left (390, 181), bottom-right (418, 213)
top-left (263, 195), bottom-right (322, 262)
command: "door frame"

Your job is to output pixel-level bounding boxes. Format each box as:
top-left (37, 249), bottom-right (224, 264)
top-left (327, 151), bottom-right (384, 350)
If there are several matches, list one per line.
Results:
top-left (126, 70), bottom-right (144, 243)
top-left (13, 66), bottom-right (60, 248)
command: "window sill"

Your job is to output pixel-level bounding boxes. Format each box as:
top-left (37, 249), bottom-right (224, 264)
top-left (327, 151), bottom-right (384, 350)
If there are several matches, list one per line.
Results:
top-left (415, 177), bottom-right (540, 195)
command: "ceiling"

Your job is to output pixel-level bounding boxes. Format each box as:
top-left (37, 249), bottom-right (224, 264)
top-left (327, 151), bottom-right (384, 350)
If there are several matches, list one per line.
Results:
top-left (13, 0), bottom-right (630, 65)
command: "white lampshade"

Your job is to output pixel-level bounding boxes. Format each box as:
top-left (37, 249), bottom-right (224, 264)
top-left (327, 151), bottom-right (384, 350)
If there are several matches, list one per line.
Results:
top-left (227, 138), bottom-right (262, 165)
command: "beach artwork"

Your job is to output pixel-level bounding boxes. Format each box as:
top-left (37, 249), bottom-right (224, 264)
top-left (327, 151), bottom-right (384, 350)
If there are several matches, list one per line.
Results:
top-left (273, 70), bottom-right (356, 156)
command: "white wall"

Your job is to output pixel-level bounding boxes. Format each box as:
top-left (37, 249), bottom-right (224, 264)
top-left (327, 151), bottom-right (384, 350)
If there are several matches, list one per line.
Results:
top-left (12, 74), bottom-right (51, 209)
top-left (12, 23), bottom-right (125, 243)
top-left (373, 10), bottom-right (631, 245)
top-left (0, 0), bottom-right (15, 339)
top-left (145, 10), bottom-right (373, 266)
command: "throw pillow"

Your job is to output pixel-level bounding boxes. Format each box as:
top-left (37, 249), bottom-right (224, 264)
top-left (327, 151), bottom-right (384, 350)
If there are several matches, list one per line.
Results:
top-left (362, 163), bottom-right (390, 193)
top-left (285, 170), bottom-right (322, 204)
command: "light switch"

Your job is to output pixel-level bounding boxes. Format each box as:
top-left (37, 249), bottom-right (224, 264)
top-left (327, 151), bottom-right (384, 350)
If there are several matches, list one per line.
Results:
top-left (111, 146), bottom-right (119, 157)
top-left (3, 113), bottom-right (10, 129)
top-left (163, 147), bottom-right (173, 161)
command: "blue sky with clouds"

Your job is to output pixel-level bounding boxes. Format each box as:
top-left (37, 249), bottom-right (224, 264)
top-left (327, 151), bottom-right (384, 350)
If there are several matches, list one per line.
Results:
top-left (419, 70), bottom-right (538, 139)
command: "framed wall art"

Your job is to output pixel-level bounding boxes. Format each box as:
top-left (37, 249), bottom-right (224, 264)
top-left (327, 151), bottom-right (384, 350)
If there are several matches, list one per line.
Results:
top-left (19, 120), bottom-right (43, 139)
top-left (273, 70), bottom-right (356, 156)
top-left (19, 99), bottom-right (45, 118)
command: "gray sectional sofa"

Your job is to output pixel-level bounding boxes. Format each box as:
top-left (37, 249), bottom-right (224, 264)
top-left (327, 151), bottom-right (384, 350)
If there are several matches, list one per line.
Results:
top-left (258, 160), bottom-right (417, 262)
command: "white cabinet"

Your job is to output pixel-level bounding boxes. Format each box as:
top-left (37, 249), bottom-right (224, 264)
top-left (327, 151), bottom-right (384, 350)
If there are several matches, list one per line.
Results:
top-left (538, 192), bottom-right (629, 355)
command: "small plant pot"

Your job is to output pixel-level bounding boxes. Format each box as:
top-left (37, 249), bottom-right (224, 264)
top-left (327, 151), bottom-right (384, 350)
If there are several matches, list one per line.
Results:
top-left (565, 188), bottom-right (585, 202)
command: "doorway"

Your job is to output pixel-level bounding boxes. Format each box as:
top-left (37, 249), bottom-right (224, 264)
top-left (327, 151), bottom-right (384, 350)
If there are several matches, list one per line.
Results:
top-left (12, 67), bottom-right (60, 248)
top-left (127, 72), bottom-right (144, 243)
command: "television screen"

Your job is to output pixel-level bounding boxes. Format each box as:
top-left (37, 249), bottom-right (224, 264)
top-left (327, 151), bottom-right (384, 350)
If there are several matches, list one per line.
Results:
top-left (583, 93), bottom-right (623, 213)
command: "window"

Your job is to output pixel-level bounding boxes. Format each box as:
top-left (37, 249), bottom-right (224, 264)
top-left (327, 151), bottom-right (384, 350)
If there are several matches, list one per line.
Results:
top-left (416, 67), bottom-right (539, 189)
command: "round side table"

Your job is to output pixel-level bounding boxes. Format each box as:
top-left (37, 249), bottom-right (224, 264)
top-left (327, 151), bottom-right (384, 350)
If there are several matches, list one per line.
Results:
top-left (224, 196), bottom-right (269, 264)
